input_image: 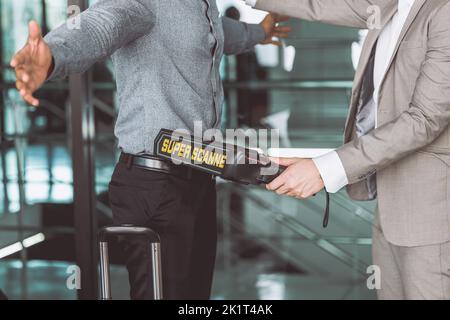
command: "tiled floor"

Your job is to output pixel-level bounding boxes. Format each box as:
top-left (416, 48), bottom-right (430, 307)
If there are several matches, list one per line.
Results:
top-left (0, 243), bottom-right (376, 300)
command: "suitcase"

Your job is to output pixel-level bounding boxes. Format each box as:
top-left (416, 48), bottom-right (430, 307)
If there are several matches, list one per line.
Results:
top-left (98, 225), bottom-right (163, 300)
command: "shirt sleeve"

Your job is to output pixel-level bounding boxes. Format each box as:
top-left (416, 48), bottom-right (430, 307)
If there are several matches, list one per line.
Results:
top-left (252, 0), bottom-right (389, 29)
top-left (45, 0), bottom-right (155, 81)
top-left (312, 151), bottom-right (349, 193)
top-left (221, 17), bottom-right (266, 55)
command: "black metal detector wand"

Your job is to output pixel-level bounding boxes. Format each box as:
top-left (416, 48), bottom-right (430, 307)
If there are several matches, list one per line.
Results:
top-left (154, 129), bottom-right (331, 228)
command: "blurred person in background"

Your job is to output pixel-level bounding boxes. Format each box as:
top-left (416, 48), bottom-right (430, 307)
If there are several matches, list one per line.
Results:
top-left (225, 6), bottom-right (269, 128)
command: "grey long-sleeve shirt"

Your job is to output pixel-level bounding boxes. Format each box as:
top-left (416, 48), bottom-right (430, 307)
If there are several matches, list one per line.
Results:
top-left (45, 0), bottom-right (265, 154)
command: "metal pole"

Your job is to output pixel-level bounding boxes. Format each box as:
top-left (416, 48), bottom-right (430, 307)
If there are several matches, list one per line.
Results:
top-left (68, 0), bottom-right (98, 300)
top-left (0, 0), bottom-right (9, 214)
top-left (151, 243), bottom-right (163, 300)
top-left (99, 242), bottom-right (111, 300)
top-left (12, 104), bottom-right (28, 300)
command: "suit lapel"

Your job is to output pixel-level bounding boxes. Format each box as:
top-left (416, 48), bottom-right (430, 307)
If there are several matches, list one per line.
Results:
top-left (352, 30), bottom-right (381, 90)
top-left (353, 4), bottom-right (397, 90)
top-left (378, 0), bottom-right (427, 86)
top-left (354, 0), bottom-right (426, 89)
top-left (345, 3), bottom-right (397, 139)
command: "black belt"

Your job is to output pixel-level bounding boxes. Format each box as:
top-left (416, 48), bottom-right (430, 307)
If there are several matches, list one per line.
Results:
top-left (119, 153), bottom-right (196, 180)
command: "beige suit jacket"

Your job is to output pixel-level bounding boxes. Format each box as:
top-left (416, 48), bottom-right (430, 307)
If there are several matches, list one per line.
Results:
top-left (256, 0), bottom-right (450, 246)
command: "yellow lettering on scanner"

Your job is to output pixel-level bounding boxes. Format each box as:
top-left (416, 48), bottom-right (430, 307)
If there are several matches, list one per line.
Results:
top-left (161, 138), bottom-right (169, 153)
top-left (159, 138), bottom-right (227, 169)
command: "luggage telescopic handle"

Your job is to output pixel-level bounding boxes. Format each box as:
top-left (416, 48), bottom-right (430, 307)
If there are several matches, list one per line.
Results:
top-left (99, 225), bottom-right (161, 243)
top-left (98, 225), bottom-right (163, 300)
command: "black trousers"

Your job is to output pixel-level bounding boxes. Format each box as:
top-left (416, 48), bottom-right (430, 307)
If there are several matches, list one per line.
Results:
top-left (108, 162), bottom-right (217, 300)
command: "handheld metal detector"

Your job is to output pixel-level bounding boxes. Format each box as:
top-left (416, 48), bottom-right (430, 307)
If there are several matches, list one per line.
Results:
top-left (154, 129), bottom-right (330, 227)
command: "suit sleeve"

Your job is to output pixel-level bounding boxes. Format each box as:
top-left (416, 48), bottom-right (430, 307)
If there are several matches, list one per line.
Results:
top-left (336, 2), bottom-right (450, 184)
top-left (45, 0), bottom-right (155, 80)
top-left (255, 0), bottom-right (391, 28)
top-left (222, 17), bottom-right (266, 55)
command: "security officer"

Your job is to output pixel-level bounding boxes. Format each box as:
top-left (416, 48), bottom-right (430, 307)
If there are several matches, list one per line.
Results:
top-left (10, 0), bottom-right (290, 299)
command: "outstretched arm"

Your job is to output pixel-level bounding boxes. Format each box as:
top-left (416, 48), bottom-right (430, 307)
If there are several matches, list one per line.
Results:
top-left (11, 0), bottom-right (155, 106)
top-left (246, 0), bottom-right (391, 29)
top-left (222, 14), bottom-right (291, 55)
top-left (45, 0), bottom-right (155, 79)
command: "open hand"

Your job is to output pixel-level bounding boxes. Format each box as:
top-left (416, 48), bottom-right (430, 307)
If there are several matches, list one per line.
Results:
top-left (10, 21), bottom-right (53, 106)
top-left (260, 14), bottom-right (292, 46)
top-left (267, 158), bottom-right (325, 199)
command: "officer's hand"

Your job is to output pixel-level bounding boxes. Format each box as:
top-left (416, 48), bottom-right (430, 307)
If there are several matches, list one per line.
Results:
top-left (259, 14), bottom-right (291, 46)
top-left (267, 158), bottom-right (325, 199)
top-left (10, 20), bottom-right (53, 107)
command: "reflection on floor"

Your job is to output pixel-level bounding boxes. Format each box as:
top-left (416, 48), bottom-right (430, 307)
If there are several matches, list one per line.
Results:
top-left (0, 239), bottom-right (376, 300)
top-left (0, 201), bottom-right (377, 300)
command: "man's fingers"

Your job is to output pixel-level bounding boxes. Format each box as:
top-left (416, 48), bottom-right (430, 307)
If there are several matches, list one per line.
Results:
top-left (276, 186), bottom-right (290, 195)
top-left (284, 179), bottom-right (308, 198)
top-left (11, 20), bottom-right (42, 67)
top-left (266, 180), bottom-right (282, 191)
top-left (10, 54), bottom-right (20, 68)
top-left (28, 20), bottom-right (42, 43)
top-left (16, 80), bottom-right (24, 91)
top-left (14, 61), bottom-right (44, 106)
top-left (22, 72), bottom-right (30, 83)
top-left (273, 32), bottom-right (290, 39)
top-left (266, 173), bottom-right (286, 191)
top-left (276, 157), bottom-right (300, 166)
top-left (10, 20), bottom-right (44, 107)
top-left (10, 57), bottom-right (18, 68)
top-left (17, 78), bottom-right (39, 106)
top-left (10, 48), bottom-right (28, 68)
top-left (15, 67), bottom-right (31, 83)
top-left (272, 14), bottom-right (290, 23)
top-left (275, 178), bottom-right (297, 195)
top-left (274, 26), bottom-right (292, 33)
top-left (15, 67), bottom-right (38, 98)
top-left (22, 92), bottom-right (39, 107)
top-left (16, 79), bottom-right (33, 93)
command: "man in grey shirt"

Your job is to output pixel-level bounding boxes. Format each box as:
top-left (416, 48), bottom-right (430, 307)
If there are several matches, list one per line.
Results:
top-left (11, 0), bottom-right (290, 299)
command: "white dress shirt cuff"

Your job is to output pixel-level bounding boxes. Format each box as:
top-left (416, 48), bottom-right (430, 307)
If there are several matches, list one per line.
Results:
top-left (245, 0), bottom-right (258, 7)
top-left (312, 151), bottom-right (349, 193)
